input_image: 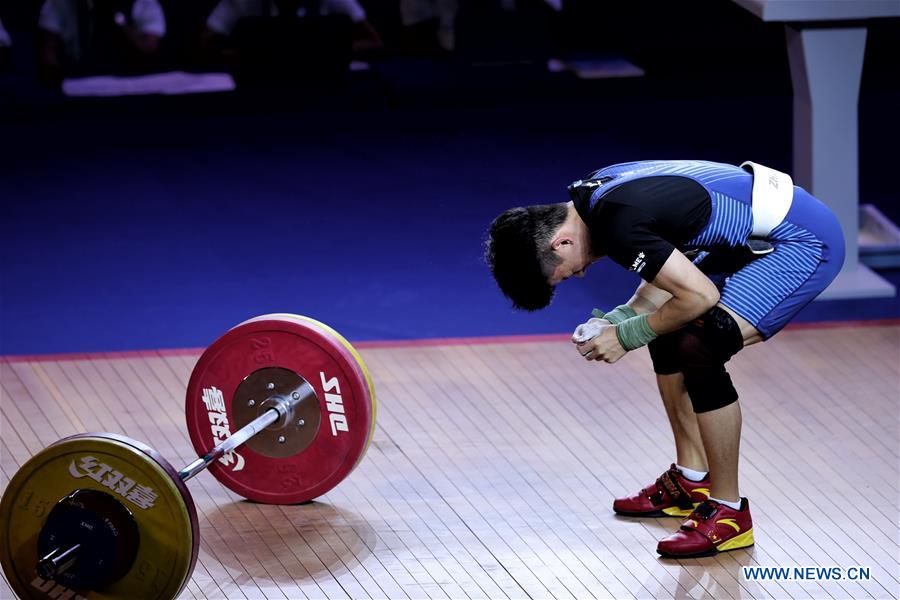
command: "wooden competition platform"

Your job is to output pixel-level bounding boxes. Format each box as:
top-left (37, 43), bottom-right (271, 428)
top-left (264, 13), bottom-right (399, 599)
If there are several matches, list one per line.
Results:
top-left (2, 324), bottom-right (898, 600)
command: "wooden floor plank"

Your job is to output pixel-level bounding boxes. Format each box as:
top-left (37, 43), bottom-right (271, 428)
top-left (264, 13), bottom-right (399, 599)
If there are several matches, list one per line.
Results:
top-left (0, 326), bottom-right (897, 600)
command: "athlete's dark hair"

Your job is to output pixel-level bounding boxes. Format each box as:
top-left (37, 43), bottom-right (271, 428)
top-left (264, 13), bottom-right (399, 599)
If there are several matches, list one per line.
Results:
top-left (484, 203), bottom-right (569, 311)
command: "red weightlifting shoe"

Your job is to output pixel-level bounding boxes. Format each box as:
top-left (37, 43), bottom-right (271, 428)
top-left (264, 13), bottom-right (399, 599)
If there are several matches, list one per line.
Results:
top-left (657, 498), bottom-right (754, 558)
top-left (613, 464), bottom-right (710, 517)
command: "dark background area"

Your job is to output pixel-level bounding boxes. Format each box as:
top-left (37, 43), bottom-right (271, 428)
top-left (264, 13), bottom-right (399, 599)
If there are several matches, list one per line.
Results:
top-left (1, 1), bottom-right (898, 354)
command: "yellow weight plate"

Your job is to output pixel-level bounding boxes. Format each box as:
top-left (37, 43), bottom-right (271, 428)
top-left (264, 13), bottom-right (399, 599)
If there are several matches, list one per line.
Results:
top-left (0, 433), bottom-right (198, 600)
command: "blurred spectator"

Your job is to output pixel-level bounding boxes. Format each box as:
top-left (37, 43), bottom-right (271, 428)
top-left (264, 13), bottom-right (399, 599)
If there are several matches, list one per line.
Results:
top-left (0, 16), bottom-right (10, 70)
top-left (400, 0), bottom-right (457, 53)
top-left (200, 0), bottom-right (381, 61)
top-left (38, 0), bottom-right (166, 85)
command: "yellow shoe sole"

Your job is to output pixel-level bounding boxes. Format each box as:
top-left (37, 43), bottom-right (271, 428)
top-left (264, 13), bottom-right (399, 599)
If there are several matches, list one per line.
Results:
top-left (717, 528), bottom-right (755, 552)
top-left (658, 528), bottom-right (755, 559)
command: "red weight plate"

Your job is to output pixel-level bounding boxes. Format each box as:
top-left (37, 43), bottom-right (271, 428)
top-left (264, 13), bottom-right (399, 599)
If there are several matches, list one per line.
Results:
top-left (185, 317), bottom-right (373, 504)
top-left (246, 313), bottom-right (377, 465)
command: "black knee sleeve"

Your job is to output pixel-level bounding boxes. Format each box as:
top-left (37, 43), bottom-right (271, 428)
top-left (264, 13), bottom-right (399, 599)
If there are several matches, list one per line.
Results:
top-left (683, 365), bottom-right (738, 413)
top-left (648, 334), bottom-right (681, 375)
top-left (677, 307), bottom-right (745, 413)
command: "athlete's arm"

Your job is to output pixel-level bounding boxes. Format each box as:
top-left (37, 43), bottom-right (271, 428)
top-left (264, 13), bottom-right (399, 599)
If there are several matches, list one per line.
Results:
top-left (645, 250), bottom-right (719, 335)
top-left (575, 250), bottom-right (717, 363)
top-left (626, 280), bottom-right (672, 315)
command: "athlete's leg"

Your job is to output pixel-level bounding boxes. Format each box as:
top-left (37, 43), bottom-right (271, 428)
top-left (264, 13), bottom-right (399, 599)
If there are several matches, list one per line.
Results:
top-left (722, 306), bottom-right (763, 346)
top-left (612, 335), bottom-right (712, 518)
top-left (656, 308), bottom-right (755, 557)
top-left (649, 333), bottom-right (708, 470)
top-left (666, 305), bottom-right (749, 503)
top-left (694, 308), bottom-right (759, 501)
top-left (657, 373), bottom-right (708, 471)
top-left (696, 399), bottom-right (742, 501)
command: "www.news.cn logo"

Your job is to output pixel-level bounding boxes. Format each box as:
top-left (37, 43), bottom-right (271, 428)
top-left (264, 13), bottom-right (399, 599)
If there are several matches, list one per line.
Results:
top-left (742, 566), bottom-right (871, 581)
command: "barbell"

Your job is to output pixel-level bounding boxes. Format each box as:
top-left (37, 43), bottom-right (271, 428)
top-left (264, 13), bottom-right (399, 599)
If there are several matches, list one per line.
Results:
top-left (0, 313), bottom-right (376, 599)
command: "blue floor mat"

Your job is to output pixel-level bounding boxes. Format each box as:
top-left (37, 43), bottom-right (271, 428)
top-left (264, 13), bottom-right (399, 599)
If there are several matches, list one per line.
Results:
top-left (1, 96), bottom-right (898, 354)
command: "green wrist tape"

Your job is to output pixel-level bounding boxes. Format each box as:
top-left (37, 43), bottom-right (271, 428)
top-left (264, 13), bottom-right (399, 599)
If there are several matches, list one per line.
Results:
top-left (603, 304), bottom-right (637, 325)
top-left (616, 314), bottom-right (658, 351)
top-left (591, 304), bottom-right (637, 324)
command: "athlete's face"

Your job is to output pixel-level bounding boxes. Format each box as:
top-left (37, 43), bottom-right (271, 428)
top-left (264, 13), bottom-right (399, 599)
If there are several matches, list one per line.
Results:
top-left (547, 242), bottom-right (591, 285)
top-left (546, 202), bottom-right (596, 286)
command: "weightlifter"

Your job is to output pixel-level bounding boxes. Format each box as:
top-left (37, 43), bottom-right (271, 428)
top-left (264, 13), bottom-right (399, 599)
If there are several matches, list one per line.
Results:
top-left (484, 160), bottom-right (844, 558)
